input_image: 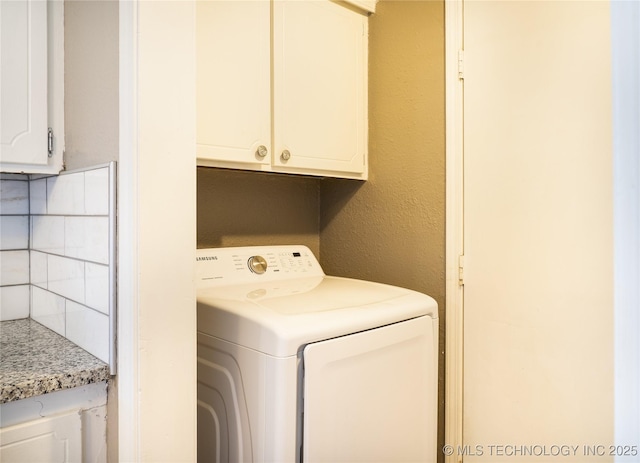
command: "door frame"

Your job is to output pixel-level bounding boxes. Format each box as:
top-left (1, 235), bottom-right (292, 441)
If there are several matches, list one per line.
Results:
top-left (611, 1), bottom-right (640, 455)
top-left (444, 0), bottom-right (464, 461)
top-left (118, 1), bottom-right (198, 460)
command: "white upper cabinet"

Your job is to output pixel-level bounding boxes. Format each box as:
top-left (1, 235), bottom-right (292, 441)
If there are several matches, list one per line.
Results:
top-left (197, 0), bottom-right (369, 180)
top-left (0, 0), bottom-right (64, 174)
top-left (273, 0), bottom-right (367, 177)
top-left (0, 1), bottom-right (47, 165)
top-left (196, 0), bottom-right (271, 167)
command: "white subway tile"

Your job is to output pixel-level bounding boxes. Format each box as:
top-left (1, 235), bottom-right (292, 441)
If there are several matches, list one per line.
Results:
top-left (84, 168), bottom-right (109, 216)
top-left (29, 178), bottom-right (48, 215)
top-left (0, 180), bottom-right (29, 214)
top-left (85, 263), bottom-right (109, 315)
top-left (0, 250), bottom-right (30, 286)
top-left (0, 285), bottom-right (30, 321)
top-left (65, 301), bottom-right (110, 363)
top-left (31, 287), bottom-right (66, 336)
top-left (13, 164), bottom-right (117, 367)
top-left (47, 255), bottom-right (85, 304)
top-left (31, 215), bottom-right (65, 254)
top-left (0, 216), bottom-right (29, 250)
top-left (30, 251), bottom-right (48, 289)
top-left (65, 217), bottom-right (109, 264)
top-left (47, 172), bottom-right (85, 215)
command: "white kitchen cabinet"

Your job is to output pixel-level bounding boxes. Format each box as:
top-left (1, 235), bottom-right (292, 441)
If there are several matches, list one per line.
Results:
top-left (0, 0), bottom-right (64, 174)
top-left (0, 410), bottom-right (82, 462)
top-left (197, 0), bottom-right (370, 180)
top-left (1, 382), bottom-right (108, 463)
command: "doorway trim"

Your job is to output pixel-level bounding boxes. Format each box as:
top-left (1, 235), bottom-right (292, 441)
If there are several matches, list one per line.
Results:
top-left (117, 0), bottom-right (140, 460)
top-left (444, 0), bottom-right (464, 461)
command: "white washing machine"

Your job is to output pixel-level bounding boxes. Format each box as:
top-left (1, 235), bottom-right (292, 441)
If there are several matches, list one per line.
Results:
top-left (196, 245), bottom-right (438, 463)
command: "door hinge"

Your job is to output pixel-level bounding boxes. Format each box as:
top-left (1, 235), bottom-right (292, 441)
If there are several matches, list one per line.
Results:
top-left (458, 255), bottom-right (465, 286)
top-left (458, 49), bottom-right (464, 80)
top-left (47, 128), bottom-right (53, 157)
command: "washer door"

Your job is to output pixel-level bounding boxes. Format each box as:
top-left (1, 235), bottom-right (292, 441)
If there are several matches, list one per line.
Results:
top-left (302, 316), bottom-right (437, 463)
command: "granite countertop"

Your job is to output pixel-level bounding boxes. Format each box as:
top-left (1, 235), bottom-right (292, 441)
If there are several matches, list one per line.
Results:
top-left (0, 319), bottom-right (110, 404)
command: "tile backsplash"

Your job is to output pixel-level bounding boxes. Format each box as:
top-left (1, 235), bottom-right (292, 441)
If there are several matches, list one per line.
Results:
top-left (0, 163), bottom-right (116, 373)
top-left (0, 175), bottom-right (30, 321)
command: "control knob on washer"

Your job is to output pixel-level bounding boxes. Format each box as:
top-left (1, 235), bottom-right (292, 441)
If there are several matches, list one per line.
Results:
top-left (248, 255), bottom-right (268, 274)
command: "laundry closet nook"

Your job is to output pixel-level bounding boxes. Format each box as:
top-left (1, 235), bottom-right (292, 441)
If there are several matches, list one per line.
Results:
top-left (1, 0), bottom-right (446, 461)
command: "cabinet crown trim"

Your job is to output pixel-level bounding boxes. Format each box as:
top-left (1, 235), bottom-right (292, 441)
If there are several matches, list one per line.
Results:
top-left (342, 0), bottom-right (377, 14)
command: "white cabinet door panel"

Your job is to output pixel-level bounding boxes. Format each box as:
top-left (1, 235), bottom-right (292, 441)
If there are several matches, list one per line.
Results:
top-left (0, 410), bottom-right (82, 462)
top-left (273, 0), bottom-right (367, 175)
top-left (197, 1), bottom-right (271, 167)
top-left (0, 0), bottom-right (48, 166)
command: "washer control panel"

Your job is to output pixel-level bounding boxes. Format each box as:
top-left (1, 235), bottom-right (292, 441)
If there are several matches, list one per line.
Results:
top-left (196, 245), bottom-right (324, 288)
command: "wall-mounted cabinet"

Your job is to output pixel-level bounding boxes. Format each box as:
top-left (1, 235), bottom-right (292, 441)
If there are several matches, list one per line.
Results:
top-left (0, 0), bottom-right (64, 174)
top-left (197, 0), bottom-right (371, 180)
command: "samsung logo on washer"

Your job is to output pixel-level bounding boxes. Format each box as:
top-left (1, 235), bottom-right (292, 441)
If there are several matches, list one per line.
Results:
top-left (196, 256), bottom-right (218, 261)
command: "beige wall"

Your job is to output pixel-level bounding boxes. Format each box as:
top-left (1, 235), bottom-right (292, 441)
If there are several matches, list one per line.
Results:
top-left (64, 0), bottom-right (119, 171)
top-left (197, 168), bottom-right (321, 256)
top-left (319, 0), bottom-right (446, 458)
top-left (320, 0), bottom-right (445, 296)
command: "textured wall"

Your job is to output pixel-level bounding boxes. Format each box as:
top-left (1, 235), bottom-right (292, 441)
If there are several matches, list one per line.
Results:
top-left (197, 168), bottom-right (321, 256)
top-left (64, 0), bottom-right (119, 171)
top-left (319, 0), bottom-right (446, 458)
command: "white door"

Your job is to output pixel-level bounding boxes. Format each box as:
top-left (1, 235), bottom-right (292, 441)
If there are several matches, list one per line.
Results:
top-left (303, 316), bottom-right (437, 463)
top-left (462, 1), bottom-right (614, 461)
top-left (0, 0), bottom-right (48, 166)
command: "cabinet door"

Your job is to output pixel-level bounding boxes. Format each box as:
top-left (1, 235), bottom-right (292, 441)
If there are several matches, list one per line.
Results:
top-left (273, 0), bottom-right (367, 178)
top-left (197, 1), bottom-right (271, 167)
top-left (0, 410), bottom-right (82, 462)
top-left (0, 0), bottom-right (48, 166)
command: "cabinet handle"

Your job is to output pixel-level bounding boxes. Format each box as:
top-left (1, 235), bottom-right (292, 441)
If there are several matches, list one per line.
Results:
top-left (281, 150), bottom-right (291, 161)
top-left (256, 145), bottom-right (268, 158)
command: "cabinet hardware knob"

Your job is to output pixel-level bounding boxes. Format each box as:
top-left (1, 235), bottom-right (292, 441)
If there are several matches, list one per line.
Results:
top-left (281, 150), bottom-right (291, 161)
top-left (256, 145), bottom-right (268, 157)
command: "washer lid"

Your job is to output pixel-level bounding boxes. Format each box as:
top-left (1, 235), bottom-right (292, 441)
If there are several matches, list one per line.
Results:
top-left (197, 275), bottom-right (438, 357)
